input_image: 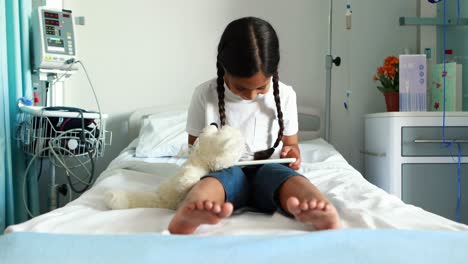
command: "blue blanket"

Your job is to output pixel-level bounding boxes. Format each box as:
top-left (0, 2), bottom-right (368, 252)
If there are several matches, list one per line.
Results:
top-left (1, 229), bottom-right (467, 264)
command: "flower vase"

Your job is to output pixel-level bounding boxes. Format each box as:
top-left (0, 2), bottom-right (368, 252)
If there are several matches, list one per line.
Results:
top-left (384, 92), bottom-right (399, 112)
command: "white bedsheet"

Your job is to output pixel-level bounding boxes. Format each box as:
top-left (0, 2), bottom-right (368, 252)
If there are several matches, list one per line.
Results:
top-left (6, 139), bottom-right (468, 235)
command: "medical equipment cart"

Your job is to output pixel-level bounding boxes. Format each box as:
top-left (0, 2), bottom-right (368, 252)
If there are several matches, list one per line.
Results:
top-left (17, 102), bottom-right (111, 213)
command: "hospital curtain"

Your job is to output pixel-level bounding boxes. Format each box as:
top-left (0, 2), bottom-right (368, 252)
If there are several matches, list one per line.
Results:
top-left (1, 0), bottom-right (33, 231)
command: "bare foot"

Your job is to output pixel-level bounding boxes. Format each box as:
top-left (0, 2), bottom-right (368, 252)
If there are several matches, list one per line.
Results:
top-left (168, 200), bottom-right (233, 234)
top-left (286, 196), bottom-right (341, 230)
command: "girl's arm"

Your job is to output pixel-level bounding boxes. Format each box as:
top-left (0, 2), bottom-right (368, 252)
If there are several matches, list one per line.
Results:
top-left (188, 135), bottom-right (198, 146)
top-left (191, 134), bottom-right (301, 168)
top-left (281, 134), bottom-right (301, 170)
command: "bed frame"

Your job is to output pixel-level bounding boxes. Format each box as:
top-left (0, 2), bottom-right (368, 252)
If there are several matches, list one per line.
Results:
top-left (128, 105), bottom-right (322, 142)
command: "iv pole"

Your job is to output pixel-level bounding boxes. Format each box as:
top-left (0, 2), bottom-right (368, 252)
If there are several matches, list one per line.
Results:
top-left (325, 0), bottom-right (341, 142)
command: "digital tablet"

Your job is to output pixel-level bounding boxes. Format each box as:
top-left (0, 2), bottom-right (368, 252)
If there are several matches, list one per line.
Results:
top-left (234, 158), bottom-right (296, 166)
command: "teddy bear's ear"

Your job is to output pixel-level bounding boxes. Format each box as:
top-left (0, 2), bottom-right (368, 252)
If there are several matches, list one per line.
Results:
top-left (201, 124), bottom-right (218, 135)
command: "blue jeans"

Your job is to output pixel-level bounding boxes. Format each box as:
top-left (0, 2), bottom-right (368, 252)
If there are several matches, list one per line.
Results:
top-left (203, 163), bottom-right (305, 213)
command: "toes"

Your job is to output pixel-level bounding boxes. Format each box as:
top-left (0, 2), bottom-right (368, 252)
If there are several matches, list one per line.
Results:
top-left (169, 200), bottom-right (232, 234)
top-left (296, 201), bottom-right (341, 230)
top-left (286, 197), bottom-right (301, 215)
top-left (196, 201), bottom-right (204, 210)
top-left (203, 200), bottom-right (213, 210)
top-left (188, 201), bottom-right (227, 215)
top-left (316, 201), bottom-right (326, 210)
top-left (288, 197), bottom-right (300, 207)
top-left (308, 200), bottom-right (317, 210)
top-left (212, 203), bottom-right (221, 214)
top-left (218, 203), bottom-right (233, 218)
top-left (186, 203), bottom-right (196, 210)
top-left (287, 197), bottom-right (329, 215)
top-left (289, 198), bottom-right (330, 213)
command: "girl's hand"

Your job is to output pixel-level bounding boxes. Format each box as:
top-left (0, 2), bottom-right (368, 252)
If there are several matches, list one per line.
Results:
top-left (280, 145), bottom-right (301, 170)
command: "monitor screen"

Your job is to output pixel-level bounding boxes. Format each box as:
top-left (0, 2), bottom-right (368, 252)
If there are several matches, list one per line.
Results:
top-left (47, 38), bottom-right (64, 48)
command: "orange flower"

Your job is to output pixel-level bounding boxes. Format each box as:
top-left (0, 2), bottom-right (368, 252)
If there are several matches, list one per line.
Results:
top-left (384, 56), bottom-right (399, 66)
top-left (377, 66), bottom-right (384, 75)
top-left (387, 67), bottom-right (396, 78)
top-left (373, 55), bottom-right (399, 93)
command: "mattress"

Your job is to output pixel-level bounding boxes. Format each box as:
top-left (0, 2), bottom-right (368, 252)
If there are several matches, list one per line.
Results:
top-left (5, 138), bottom-right (468, 234)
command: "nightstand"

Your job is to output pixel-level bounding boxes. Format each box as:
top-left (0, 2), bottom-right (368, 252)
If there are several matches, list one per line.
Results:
top-left (364, 112), bottom-right (468, 224)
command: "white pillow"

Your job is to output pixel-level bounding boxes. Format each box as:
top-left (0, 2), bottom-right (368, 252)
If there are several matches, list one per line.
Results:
top-left (135, 110), bottom-right (188, 158)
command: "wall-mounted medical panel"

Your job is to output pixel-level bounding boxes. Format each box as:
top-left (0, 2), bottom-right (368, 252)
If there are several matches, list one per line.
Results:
top-left (32, 7), bottom-right (78, 71)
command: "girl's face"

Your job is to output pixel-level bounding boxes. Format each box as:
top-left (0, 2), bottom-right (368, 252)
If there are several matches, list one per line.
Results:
top-left (224, 71), bottom-right (271, 100)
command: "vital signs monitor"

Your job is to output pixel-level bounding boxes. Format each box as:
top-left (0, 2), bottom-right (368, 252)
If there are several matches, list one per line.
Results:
top-left (32, 7), bottom-right (78, 72)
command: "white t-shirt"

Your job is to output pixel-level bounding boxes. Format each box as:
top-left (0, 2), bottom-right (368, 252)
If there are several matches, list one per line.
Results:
top-left (186, 78), bottom-right (298, 160)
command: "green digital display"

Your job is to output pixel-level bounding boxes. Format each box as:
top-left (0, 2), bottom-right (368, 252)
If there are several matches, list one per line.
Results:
top-left (47, 38), bottom-right (64, 47)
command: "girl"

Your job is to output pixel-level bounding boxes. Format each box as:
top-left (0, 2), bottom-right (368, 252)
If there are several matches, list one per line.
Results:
top-left (169, 17), bottom-right (340, 234)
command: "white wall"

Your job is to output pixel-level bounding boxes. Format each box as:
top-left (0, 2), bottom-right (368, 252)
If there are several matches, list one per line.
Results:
top-left (330, 0), bottom-right (418, 172)
top-left (62, 0), bottom-right (418, 175)
top-left (62, 0), bottom-right (329, 174)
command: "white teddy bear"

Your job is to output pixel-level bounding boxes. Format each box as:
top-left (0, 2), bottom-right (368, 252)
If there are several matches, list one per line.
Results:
top-left (105, 124), bottom-right (245, 210)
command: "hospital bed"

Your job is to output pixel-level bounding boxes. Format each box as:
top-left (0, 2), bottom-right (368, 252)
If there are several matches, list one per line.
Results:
top-left (2, 105), bottom-right (468, 263)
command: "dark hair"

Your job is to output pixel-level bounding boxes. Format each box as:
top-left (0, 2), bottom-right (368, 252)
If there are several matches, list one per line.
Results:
top-left (216, 17), bottom-right (283, 160)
